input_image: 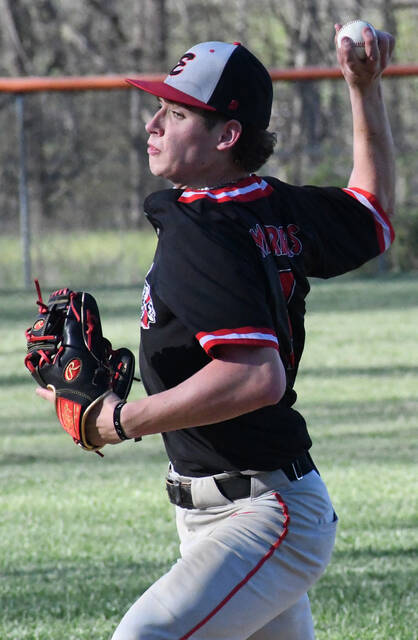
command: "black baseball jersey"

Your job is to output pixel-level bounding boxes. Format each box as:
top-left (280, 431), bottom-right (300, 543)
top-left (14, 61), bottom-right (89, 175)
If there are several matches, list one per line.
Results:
top-left (139, 175), bottom-right (394, 476)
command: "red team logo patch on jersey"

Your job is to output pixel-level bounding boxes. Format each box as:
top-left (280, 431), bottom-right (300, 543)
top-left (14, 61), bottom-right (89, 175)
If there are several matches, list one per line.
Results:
top-left (141, 279), bottom-right (156, 329)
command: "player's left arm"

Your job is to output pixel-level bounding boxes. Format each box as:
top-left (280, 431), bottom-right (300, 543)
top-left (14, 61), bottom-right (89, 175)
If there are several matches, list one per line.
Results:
top-left (38, 344), bottom-right (286, 445)
top-left (336, 24), bottom-right (396, 216)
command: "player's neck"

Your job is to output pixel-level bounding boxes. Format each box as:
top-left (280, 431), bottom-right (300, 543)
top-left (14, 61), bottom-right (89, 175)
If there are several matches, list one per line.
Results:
top-left (174, 172), bottom-right (250, 191)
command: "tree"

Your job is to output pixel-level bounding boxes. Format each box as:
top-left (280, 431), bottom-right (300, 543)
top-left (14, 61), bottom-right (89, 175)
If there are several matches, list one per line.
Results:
top-left (0, 0), bottom-right (416, 270)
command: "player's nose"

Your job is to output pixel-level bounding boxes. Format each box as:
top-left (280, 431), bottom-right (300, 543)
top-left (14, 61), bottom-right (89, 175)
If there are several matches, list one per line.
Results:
top-left (145, 109), bottom-right (164, 136)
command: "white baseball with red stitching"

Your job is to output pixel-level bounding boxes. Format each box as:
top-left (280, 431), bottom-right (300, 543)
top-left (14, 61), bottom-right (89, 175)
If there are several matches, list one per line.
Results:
top-left (337, 20), bottom-right (376, 59)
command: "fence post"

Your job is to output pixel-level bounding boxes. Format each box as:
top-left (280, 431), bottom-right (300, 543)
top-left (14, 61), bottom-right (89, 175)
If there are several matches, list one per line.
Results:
top-left (15, 93), bottom-right (32, 289)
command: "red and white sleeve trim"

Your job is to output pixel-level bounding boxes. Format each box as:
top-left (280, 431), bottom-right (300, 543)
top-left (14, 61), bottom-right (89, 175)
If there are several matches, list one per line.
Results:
top-left (196, 326), bottom-right (278, 356)
top-left (343, 187), bottom-right (395, 253)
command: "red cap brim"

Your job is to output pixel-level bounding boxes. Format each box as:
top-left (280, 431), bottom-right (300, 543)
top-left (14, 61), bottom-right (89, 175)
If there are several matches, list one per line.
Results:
top-left (125, 78), bottom-right (216, 112)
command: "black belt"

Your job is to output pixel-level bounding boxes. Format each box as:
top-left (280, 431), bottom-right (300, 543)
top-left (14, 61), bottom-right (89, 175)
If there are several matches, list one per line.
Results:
top-left (166, 453), bottom-right (317, 509)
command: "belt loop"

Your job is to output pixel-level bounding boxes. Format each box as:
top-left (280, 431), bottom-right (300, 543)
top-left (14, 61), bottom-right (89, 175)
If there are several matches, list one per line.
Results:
top-left (292, 459), bottom-right (303, 480)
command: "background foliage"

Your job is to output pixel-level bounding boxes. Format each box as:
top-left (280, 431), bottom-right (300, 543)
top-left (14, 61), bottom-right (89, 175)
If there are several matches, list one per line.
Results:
top-left (0, 0), bottom-right (417, 285)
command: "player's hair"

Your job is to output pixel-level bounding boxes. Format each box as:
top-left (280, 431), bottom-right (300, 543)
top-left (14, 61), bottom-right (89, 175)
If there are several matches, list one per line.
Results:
top-left (193, 108), bottom-right (277, 173)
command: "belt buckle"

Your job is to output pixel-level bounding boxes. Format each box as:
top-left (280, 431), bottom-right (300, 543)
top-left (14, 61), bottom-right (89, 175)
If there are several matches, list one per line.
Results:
top-left (166, 477), bottom-right (182, 505)
top-left (166, 477), bottom-right (193, 508)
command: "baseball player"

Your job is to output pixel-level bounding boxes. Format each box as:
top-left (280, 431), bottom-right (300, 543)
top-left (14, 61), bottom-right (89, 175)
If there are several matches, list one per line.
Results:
top-left (38, 23), bottom-right (395, 640)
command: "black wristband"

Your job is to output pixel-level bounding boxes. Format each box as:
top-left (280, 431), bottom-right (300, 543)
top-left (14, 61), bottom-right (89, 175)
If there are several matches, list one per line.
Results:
top-left (113, 401), bottom-right (129, 441)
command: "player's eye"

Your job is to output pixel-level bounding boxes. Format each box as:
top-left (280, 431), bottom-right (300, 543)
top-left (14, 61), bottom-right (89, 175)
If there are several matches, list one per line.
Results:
top-left (170, 108), bottom-right (185, 119)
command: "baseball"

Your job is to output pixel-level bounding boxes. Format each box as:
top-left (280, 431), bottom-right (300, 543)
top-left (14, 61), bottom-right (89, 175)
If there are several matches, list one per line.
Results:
top-left (337, 20), bottom-right (376, 59)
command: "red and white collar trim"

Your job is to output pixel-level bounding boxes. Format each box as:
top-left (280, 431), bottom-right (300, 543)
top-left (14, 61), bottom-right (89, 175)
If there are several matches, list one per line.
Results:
top-left (179, 176), bottom-right (273, 204)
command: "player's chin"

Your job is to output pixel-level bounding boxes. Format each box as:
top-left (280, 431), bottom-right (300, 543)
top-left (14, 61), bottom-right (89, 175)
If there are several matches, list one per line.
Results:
top-left (148, 156), bottom-right (165, 176)
top-left (148, 158), bottom-right (178, 183)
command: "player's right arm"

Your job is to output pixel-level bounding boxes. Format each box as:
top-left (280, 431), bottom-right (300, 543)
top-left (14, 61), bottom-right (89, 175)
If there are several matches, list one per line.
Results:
top-left (335, 24), bottom-right (396, 216)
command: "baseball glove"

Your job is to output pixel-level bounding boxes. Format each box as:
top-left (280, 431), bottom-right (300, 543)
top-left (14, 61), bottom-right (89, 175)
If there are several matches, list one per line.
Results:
top-left (24, 280), bottom-right (136, 455)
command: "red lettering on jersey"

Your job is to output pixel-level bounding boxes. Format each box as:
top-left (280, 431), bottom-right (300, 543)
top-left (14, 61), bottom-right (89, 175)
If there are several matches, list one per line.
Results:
top-left (251, 223), bottom-right (302, 259)
top-left (249, 224), bottom-right (271, 258)
top-left (265, 225), bottom-right (281, 256)
top-left (278, 227), bottom-right (290, 256)
top-left (287, 224), bottom-right (302, 257)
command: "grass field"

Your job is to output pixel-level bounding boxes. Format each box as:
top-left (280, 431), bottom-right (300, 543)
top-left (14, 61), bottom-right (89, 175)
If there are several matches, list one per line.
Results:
top-left (0, 231), bottom-right (158, 290)
top-left (0, 274), bottom-right (417, 640)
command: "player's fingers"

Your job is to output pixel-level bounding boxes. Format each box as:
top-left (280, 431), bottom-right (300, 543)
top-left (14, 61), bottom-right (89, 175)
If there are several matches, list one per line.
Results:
top-left (387, 32), bottom-right (396, 57)
top-left (334, 24), bottom-right (364, 69)
top-left (363, 26), bottom-right (379, 62)
top-left (378, 32), bottom-right (389, 70)
top-left (86, 392), bottom-right (122, 445)
top-left (36, 386), bottom-right (55, 403)
top-left (85, 423), bottom-right (107, 447)
top-left (84, 401), bottom-right (108, 446)
top-left (334, 24), bottom-right (343, 52)
top-left (339, 36), bottom-right (359, 68)
top-left (378, 32), bottom-right (395, 69)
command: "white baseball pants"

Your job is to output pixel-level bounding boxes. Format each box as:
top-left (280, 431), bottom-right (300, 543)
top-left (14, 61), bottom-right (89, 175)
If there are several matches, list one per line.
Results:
top-left (111, 467), bottom-right (337, 639)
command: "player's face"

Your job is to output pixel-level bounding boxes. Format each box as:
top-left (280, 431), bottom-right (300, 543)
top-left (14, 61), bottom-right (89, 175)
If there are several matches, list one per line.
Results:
top-left (145, 99), bottom-right (227, 188)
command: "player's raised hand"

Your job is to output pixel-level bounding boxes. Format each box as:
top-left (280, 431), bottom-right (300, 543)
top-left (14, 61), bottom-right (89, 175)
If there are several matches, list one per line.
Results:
top-left (335, 22), bottom-right (395, 89)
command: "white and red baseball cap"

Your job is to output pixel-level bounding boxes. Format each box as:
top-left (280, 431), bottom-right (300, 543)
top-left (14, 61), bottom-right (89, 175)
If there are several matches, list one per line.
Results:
top-left (126, 41), bottom-right (273, 130)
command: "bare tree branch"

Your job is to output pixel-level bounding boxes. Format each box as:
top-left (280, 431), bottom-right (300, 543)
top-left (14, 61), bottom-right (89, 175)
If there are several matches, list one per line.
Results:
top-left (0, 0), bottom-right (32, 73)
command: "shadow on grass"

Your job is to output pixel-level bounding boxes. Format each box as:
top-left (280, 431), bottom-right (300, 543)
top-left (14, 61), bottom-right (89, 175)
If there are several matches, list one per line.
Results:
top-left (333, 546), bottom-right (417, 561)
top-left (1, 374), bottom-right (34, 387)
top-left (307, 275), bottom-right (418, 313)
top-left (312, 543), bottom-right (417, 599)
top-left (1, 557), bottom-right (175, 623)
top-left (311, 425), bottom-right (417, 465)
top-left (299, 365), bottom-right (418, 378)
top-left (5, 422), bottom-right (69, 438)
top-left (3, 276), bottom-right (418, 326)
top-left (2, 555), bottom-right (172, 580)
top-left (6, 302), bottom-right (142, 326)
top-left (0, 446), bottom-right (168, 468)
top-left (2, 548), bottom-right (416, 629)
top-left (302, 397), bottom-right (417, 421)
top-left (0, 285), bottom-right (143, 324)
top-left (317, 426), bottom-right (417, 443)
top-left (0, 284), bottom-right (143, 297)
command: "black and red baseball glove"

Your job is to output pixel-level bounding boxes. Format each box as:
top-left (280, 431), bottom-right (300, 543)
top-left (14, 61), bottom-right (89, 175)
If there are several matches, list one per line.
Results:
top-left (25, 281), bottom-right (135, 455)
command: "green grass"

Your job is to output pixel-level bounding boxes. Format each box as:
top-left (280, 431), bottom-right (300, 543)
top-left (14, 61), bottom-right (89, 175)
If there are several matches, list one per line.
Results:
top-left (0, 230), bottom-right (158, 289)
top-left (0, 274), bottom-right (417, 639)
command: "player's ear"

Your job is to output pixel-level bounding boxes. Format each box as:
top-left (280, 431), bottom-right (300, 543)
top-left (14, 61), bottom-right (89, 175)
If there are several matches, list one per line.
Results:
top-left (216, 119), bottom-right (242, 151)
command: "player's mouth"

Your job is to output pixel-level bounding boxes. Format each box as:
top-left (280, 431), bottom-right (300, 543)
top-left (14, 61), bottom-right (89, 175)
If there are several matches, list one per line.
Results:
top-left (147, 143), bottom-right (160, 156)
